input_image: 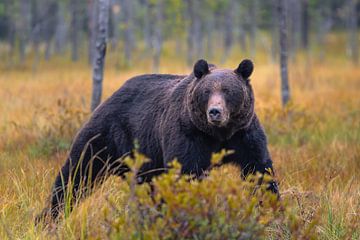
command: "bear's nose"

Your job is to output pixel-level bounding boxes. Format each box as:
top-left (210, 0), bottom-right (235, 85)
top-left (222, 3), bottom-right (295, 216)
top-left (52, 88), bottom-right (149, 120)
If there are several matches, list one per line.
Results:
top-left (208, 108), bottom-right (222, 120)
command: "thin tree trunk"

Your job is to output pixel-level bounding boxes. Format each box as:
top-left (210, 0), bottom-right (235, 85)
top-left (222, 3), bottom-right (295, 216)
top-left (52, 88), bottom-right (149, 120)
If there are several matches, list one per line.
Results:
top-left (271, 0), bottom-right (278, 62)
top-left (193, 1), bottom-right (203, 60)
top-left (288, 0), bottom-right (301, 61)
top-left (91, 0), bottom-right (110, 111)
top-left (143, 0), bottom-right (152, 50)
top-left (238, 2), bottom-right (247, 53)
top-left (71, 0), bottom-right (80, 62)
top-left (185, 0), bottom-right (202, 65)
top-left (31, 0), bottom-right (41, 72)
top-left (54, 2), bottom-right (67, 55)
top-left (206, 17), bottom-right (214, 60)
top-left (222, 0), bottom-right (235, 63)
top-left (111, 0), bottom-right (121, 69)
top-left (249, 0), bottom-right (258, 58)
top-left (32, 24), bottom-right (41, 72)
top-left (44, 42), bottom-right (51, 61)
top-left (122, 0), bottom-right (134, 66)
top-left (186, 0), bottom-right (195, 66)
top-left (88, 0), bottom-right (97, 65)
top-left (152, 0), bottom-right (163, 73)
top-left (44, 2), bottom-right (58, 61)
top-left (317, 6), bottom-right (333, 61)
top-left (5, 0), bottom-right (15, 67)
top-left (278, 0), bottom-right (290, 107)
top-left (348, 0), bottom-right (359, 65)
top-left (19, 0), bottom-right (31, 65)
top-left (110, 0), bottom-right (120, 51)
top-left (301, 0), bottom-right (309, 50)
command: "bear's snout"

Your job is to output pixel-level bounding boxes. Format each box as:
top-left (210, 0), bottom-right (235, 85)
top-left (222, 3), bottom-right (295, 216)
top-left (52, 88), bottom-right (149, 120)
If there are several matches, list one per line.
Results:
top-left (207, 106), bottom-right (229, 126)
top-left (207, 92), bottom-right (229, 126)
top-left (208, 107), bottom-right (222, 122)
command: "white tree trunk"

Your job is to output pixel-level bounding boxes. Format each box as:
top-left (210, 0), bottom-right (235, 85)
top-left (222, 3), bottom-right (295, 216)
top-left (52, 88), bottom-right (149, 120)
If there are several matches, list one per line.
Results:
top-left (278, 0), bottom-right (290, 107)
top-left (91, 0), bottom-right (110, 111)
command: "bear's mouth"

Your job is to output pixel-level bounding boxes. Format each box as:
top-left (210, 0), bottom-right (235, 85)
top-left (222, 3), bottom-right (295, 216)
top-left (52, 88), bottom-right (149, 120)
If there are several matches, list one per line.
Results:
top-left (208, 119), bottom-right (222, 126)
top-left (207, 115), bottom-right (229, 127)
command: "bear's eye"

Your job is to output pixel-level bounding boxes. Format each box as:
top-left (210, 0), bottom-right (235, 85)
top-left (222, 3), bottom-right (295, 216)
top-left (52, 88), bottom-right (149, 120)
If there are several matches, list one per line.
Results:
top-left (222, 88), bottom-right (231, 94)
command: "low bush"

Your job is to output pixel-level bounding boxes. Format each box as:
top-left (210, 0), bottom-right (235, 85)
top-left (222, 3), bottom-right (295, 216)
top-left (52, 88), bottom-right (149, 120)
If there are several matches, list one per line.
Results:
top-left (97, 151), bottom-right (318, 240)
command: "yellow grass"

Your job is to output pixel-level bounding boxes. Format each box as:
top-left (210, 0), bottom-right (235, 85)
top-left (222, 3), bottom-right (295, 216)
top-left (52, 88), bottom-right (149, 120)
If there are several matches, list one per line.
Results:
top-left (0, 36), bottom-right (359, 239)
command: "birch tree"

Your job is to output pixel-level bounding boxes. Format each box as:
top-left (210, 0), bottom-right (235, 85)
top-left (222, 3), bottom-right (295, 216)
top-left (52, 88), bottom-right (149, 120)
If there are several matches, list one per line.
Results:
top-left (278, 0), bottom-right (290, 107)
top-left (91, 0), bottom-right (110, 111)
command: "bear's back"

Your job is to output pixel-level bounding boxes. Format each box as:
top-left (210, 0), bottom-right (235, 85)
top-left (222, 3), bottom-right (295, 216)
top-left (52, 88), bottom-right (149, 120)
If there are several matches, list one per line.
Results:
top-left (90, 73), bottom-right (187, 127)
top-left (115, 73), bottom-right (185, 105)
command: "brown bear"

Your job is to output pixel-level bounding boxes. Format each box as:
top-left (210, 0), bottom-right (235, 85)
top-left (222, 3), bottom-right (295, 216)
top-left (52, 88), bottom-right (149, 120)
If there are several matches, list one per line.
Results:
top-left (39, 59), bottom-right (279, 221)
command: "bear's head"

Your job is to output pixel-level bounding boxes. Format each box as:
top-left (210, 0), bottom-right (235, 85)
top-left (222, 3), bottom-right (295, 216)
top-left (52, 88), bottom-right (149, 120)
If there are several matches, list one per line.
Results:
top-left (186, 59), bottom-right (255, 140)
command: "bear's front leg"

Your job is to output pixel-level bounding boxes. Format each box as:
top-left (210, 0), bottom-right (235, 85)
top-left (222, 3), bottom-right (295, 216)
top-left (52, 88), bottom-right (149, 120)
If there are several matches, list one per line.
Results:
top-left (223, 121), bottom-right (279, 196)
top-left (226, 153), bottom-right (279, 195)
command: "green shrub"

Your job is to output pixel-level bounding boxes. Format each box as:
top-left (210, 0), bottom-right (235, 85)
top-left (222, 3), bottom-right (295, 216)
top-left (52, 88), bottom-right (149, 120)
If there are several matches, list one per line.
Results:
top-left (100, 151), bottom-right (317, 240)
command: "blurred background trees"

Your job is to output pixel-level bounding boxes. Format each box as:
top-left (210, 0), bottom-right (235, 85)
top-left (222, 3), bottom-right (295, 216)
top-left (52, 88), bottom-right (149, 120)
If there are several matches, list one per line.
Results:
top-left (0, 0), bottom-right (358, 103)
top-left (0, 0), bottom-right (358, 109)
top-left (0, 0), bottom-right (358, 67)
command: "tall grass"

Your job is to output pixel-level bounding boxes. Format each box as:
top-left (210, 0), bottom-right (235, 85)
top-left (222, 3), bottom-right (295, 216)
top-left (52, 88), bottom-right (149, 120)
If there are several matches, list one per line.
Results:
top-left (0, 36), bottom-right (359, 239)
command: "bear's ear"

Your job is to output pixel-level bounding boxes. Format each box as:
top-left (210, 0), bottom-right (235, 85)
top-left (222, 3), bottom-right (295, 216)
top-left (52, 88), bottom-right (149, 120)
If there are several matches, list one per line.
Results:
top-left (235, 59), bottom-right (254, 79)
top-left (194, 59), bottom-right (210, 79)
